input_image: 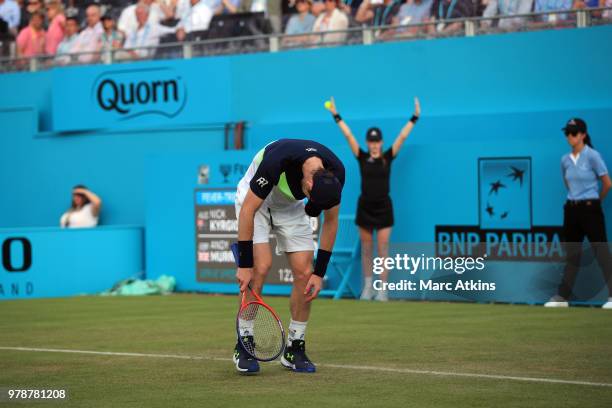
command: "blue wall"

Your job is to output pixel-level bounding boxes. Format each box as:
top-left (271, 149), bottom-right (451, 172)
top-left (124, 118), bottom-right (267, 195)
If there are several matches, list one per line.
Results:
top-left (1, 25), bottom-right (611, 299)
top-left (0, 226), bottom-right (144, 299)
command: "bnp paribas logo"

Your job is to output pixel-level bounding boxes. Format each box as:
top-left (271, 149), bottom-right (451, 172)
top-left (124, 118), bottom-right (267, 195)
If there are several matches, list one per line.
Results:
top-left (436, 157), bottom-right (563, 260)
top-left (92, 67), bottom-right (187, 120)
top-left (480, 158), bottom-right (530, 230)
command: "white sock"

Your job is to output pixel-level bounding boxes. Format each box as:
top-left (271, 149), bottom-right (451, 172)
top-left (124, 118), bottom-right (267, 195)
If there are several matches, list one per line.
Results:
top-left (287, 319), bottom-right (307, 345)
top-left (364, 276), bottom-right (373, 290)
top-left (238, 318), bottom-right (254, 336)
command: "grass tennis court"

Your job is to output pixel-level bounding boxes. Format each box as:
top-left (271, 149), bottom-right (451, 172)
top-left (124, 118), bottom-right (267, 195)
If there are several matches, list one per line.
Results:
top-left (1, 295), bottom-right (612, 407)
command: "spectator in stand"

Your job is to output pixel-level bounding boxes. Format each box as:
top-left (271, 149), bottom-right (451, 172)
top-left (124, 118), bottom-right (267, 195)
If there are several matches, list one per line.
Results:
top-left (118, 0), bottom-right (174, 35)
top-left (312, 0), bottom-right (348, 43)
top-left (223, 0), bottom-right (282, 33)
top-left (55, 14), bottom-right (78, 63)
top-left (356, 0), bottom-right (403, 28)
top-left (603, 0), bottom-right (612, 19)
top-left (573, 0), bottom-right (603, 19)
top-left (394, 0), bottom-right (432, 36)
top-left (16, 10), bottom-right (44, 56)
top-left (309, 0), bottom-right (356, 17)
top-left (398, 0), bottom-right (432, 24)
top-left (101, 14), bottom-right (123, 51)
top-left (573, 0), bottom-right (598, 6)
top-left (283, 0), bottom-right (315, 44)
top-left (122, 3), bottom-right (176, 58)
top-left (429, 0), bottom-right (475, 33)
top-left (45, 0), bottom-right (65, 55)
top-left (18, 0), bottom-right (42, 30)
top-left (482, 0), bottom-right (533, 29)
top-left (71, 4), bottom-right (103, 62)
top-left (534, 0), bottom-right (572, 23)
top-left (0, 0), bottom-right (21, 36)
top-left (175, 0), bottom-right (213, 40)
top-left (60, 185), bottom-right (102, 228)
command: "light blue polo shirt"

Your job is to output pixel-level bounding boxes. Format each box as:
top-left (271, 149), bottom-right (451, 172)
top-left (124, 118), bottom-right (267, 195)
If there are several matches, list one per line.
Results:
top-left (561, 145), bottom-right (608, 200)
top-left (285, 13), bottom-right (315, 36)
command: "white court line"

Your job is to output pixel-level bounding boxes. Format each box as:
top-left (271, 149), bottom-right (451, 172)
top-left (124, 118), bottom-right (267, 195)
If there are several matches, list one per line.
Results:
top-left (1, 346), bottom-right (611, 388)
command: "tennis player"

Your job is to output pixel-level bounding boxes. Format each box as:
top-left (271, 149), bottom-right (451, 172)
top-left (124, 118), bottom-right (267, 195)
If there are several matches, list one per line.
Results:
top-left (233, 138), bottom-right (345, 374)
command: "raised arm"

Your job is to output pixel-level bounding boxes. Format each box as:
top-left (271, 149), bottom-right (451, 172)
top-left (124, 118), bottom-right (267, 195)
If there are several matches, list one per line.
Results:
top-left (327, 97), bottom-right (360, 157)
top-left (391, 97), bottom-right (420, 157)
top-left (73, 187), bottom-right (102, 217)
top-left (222, 0), bottom-right (239, 13)
top-left (236, 189), bottom-right (265, 292)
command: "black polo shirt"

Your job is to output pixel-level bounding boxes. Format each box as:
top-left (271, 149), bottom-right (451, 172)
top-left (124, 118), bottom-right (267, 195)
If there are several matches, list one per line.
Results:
top-left (250, 139), bottom-right (346, 201)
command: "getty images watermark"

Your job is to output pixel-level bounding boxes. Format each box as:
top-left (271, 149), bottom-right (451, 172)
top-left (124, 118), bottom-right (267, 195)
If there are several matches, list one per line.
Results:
top-left (371, 254), bottom-right (496, 292)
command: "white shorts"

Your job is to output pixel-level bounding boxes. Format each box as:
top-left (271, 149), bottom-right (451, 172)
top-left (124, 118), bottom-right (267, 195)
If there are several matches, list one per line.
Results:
top-left (235, 158), bottom-right (315, 254)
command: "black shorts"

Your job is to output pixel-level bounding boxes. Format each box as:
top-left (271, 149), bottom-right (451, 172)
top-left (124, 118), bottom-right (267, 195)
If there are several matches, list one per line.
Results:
top-left (356, 196), bottom-right (394, 230)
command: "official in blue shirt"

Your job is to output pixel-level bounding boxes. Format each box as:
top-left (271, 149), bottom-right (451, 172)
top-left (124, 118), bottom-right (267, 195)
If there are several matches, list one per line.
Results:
top-left (545, 118), bottom-right (612, 309)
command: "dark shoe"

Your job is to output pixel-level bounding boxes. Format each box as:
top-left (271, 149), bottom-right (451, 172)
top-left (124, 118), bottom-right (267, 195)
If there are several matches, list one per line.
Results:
top-left (233, 336), bottom-right (260, 374)
top-left (280, 340), bottom-right (316, 373)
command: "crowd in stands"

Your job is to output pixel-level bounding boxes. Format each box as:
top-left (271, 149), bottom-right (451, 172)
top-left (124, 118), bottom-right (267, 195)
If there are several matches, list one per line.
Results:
top-left (1, 0), bottom-right (611, 60)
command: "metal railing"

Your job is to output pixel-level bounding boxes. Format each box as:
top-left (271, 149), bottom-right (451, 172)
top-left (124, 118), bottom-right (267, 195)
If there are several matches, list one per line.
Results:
top-left (1, 7), bottom-right (611, 74)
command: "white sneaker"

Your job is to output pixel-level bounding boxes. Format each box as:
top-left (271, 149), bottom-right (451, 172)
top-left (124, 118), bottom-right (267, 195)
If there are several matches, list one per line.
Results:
top-left (544, 295), bottom-right (569, 308)
top-left (374, 290), bottom-right (388, 302)
top-left (360, 286), bottom-right (374, 301)
top-left (602, 299), bottom-right (612, 309)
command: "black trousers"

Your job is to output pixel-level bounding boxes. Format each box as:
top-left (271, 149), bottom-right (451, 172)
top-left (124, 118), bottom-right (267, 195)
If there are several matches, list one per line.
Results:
top-left (558, 199), bottom-right (612, 299)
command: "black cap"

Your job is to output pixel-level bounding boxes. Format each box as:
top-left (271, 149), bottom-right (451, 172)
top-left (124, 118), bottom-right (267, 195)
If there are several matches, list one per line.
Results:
top-left (366, 127), bottom-right (382, 142)
top-left (562, 118), bottom-right (587, 134)
top-left (304, 171), bottom-right (342, 217)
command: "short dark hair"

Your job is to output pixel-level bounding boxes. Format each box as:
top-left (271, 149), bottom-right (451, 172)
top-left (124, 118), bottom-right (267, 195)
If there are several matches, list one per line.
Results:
top-left (71, 185), bottom-right (91, 208)
top-left (30, 11), bottom-right (45, 21)
top-left (312, 168), bottom-right (334, 180)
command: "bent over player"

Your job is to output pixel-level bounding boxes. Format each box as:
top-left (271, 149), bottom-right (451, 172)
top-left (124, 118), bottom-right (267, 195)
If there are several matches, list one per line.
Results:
top-left (233, 138), bottom-right (345, 374)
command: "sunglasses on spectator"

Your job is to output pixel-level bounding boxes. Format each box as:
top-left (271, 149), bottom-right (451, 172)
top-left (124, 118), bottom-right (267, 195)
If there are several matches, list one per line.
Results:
top-left (564, 132), bottom-right (578, 137)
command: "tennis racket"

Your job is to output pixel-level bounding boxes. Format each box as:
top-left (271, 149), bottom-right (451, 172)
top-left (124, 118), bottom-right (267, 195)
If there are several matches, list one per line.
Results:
top-left (231, 243), bottom-right (285, 362)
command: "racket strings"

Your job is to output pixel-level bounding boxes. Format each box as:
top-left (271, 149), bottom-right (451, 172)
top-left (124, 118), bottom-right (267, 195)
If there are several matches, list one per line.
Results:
top-left (239, 302), bottom-right (284, 360)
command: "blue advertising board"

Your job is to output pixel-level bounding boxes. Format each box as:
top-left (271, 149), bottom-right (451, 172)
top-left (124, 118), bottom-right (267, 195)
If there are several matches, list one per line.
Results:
top-left (51, 59), bottom-right (231, 133)
top-left (0, 226), bottom-right (144, 300)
